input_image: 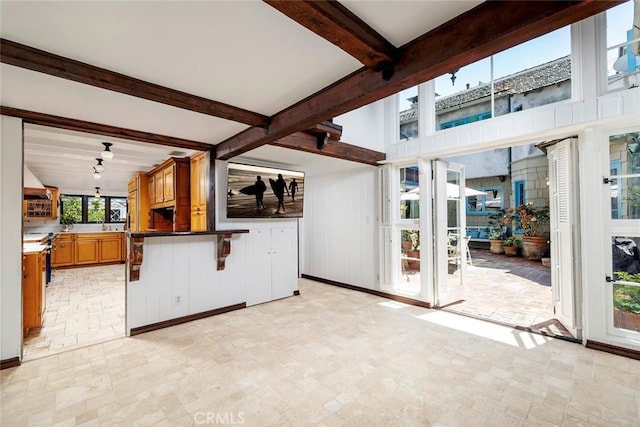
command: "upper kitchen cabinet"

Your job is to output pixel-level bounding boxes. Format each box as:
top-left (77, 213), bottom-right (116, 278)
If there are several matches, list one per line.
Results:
top-left (190, 151), bottom-right (208, 232)
top-left (146, 157), bottom-right (191, 232)
top-left (128, 173), bottom-right (149, 232)
top-left (23, 186), bottom-right (58, 220)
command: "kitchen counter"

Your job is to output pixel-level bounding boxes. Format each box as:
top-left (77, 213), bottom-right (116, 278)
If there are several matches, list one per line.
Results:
top-left (23, 243), bottom-right (48, 254)
top-left (23, 233), bottom-right (53, 243)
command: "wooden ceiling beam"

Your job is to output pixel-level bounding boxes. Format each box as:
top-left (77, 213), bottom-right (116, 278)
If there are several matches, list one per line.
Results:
top-left (217, 0), bottom-right (623, 160)
top-left (306, 120), bottom-right (343, 140)
top-left (0, 106), bottom-right (215, 153)
top-left (265, 0), bottom-right (397, 74)
top-left (0, 38), bottom-right (269, 127)
top-left (269, 132), bottom-right (384, 166)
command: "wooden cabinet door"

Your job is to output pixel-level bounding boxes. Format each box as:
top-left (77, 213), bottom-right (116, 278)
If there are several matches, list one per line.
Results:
top-left (52, 235), bottom-right (74, 267)
top-left (22, 252), bottom-right (43, 337)
top-left (100, 237), bottom-right (122, 263)
top-left (75, 238), bottom-right (99, 264)
top-left (148, 175), bottom-right (156, 206)
top-left (155, 173), bottom-right (165, 203)
top-left (190, 152), bottom-right (207, 231)
top-left (163, 166), bottom-right (175, 202)
top-left (128, 191), bottom-right (138, 231)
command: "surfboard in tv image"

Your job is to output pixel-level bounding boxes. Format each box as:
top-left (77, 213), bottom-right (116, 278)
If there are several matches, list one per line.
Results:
top-left (227, 163), bottom-right (304, 218)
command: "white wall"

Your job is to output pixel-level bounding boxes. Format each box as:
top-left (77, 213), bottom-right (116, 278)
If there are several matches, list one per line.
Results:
top-left (0, 116), bottom-right (23, 361)
top-left (300, 164), bottom-right (379, 289)
top-left (334, 99), bottom-right (386, 152)
top-left (386, 87), bottom-right (640, 162)
top-left (446, 149), bottom-right (509, 179)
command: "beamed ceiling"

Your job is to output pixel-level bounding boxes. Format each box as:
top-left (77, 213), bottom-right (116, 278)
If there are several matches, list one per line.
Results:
top-left (0, 0), bottom-right (623, 194)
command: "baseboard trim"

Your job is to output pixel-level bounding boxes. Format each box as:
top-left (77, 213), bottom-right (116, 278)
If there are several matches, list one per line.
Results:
top-left (1, 357), bottom-right (20, 370)
top-left (301, 274), bottom-right (431, 308)
top-left (130, 302), bottom-right (246, 336)
top-left (586, 340), bottom-right (640, 361)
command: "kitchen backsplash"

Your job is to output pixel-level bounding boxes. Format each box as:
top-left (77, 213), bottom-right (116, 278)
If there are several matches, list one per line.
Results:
top-left (24, 221), bottom-right (125, 234)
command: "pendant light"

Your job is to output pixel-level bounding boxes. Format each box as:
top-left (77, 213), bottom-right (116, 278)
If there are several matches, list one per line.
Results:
top-left (101, 142), bottom-right (114, 160)
top-left (95, 158), bottom-right (105, 172)
top-left (94, 187), bottom-right (101, 198)
top-left (93, 167), bottom-right (101, 180)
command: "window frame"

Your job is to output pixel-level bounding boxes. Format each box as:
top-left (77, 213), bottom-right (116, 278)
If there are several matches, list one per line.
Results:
top-left (465, 185), bottom-right (505, 216)
top-left (60, 194), bottom-right (127, 224)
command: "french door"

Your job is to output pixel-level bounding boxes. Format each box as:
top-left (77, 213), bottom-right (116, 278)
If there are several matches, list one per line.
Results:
top-left (603, 129), bottom-right (640, 343)
top-left (547, 138), bottom-right (580, 337)
top-left (433, 160), bottom-right (466, 307)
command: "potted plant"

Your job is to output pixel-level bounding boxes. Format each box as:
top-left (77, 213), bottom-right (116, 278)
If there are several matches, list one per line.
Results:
top-left (488, 229), bottom-right (505, 254)
top-left (502, 236), bottom-right (519, 256)
top-left (486, 208), bottom-right (508, 254)
top-left (512, 204), bottom-right (550, 260)
top-left (60, 212), bottom-right (76, 232)
top-left (613, 272), bottom-right (640, 332)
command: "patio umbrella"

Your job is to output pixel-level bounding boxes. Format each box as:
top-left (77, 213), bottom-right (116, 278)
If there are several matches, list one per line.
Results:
top-left (400, 184), bottom-right (486, 200)
top-left (447, 183), bottom-right (486, 198)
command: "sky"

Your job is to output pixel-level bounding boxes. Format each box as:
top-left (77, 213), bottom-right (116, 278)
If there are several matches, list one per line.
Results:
top-left (398, 1), bottom-right (634, 111)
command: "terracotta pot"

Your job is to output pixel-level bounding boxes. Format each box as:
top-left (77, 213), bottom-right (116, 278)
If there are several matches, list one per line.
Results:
top-left (405, 250), bottom-right (420, 270)
top-left (521, 236), bottom-right (549, 260)
top-left (613, 309), bottom-right (640, 332)
top-left (503, 246), bottom-right (518, 256)
top-left (489, 239), bottom-right (504, 254)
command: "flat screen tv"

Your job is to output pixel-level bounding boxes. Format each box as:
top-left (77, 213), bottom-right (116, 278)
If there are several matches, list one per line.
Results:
top-left (227, 163), bottom-right (304, 219)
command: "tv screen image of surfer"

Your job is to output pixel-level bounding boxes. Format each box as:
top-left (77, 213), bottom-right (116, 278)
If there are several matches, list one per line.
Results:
top-left (227, 163), bottom-right (304, 218)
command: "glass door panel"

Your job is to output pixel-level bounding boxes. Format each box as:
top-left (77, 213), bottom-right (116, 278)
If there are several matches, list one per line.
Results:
top-left (434, 160), bottom-right (466, 307)
top-left (606, 131), bottom-right (640, 341)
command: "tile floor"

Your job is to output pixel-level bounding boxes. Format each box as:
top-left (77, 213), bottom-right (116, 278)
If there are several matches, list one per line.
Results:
top-left (22, 264), bottom-right (126, 361)
top-left (444, 249), bottom-right (556, 329)
top-left (3, 279), bottom-right (639, 426)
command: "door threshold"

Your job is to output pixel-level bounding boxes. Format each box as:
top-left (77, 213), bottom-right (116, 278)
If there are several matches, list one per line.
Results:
top-left (439, 307), bottom-right (580, 343)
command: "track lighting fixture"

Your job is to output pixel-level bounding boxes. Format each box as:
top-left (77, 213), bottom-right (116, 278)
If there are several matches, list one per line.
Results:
top-left (101, 142), bottom-right (114, 160)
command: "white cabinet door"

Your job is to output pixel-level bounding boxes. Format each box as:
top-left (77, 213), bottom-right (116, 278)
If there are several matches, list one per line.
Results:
top-left (246, 229), bottom-right (273, 306)
top-left (245, 226), bottom-right (297, 305)
top-left (271, 227), bottom-right (295, 300)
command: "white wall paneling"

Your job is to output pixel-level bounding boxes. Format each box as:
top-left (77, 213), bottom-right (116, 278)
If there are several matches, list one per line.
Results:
top-left (0, 116), bottom-right (23, 361)
top-left (127, 234), bottom-right (249, 331)
top-left (301, 165), bottom-right (379, 290)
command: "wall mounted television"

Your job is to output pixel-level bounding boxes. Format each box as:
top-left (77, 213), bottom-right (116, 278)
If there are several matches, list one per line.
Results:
top-left (226, 163), bottom-right (304, 219)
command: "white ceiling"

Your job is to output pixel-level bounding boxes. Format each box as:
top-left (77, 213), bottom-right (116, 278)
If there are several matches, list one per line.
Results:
top-left (0, 0), bottom-right (482, 194)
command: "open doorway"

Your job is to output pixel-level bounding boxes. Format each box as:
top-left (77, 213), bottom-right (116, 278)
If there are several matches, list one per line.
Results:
top-left (20, 124), bottom-right (195, 360)
top-left (434, 141), bottom-right (578, 340)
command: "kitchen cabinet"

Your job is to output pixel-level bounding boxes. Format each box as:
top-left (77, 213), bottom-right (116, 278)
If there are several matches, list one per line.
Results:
top-left (190, 151), bottom-right (208, 231)
top-left (128, 173), bottom-right (149, 232)
top-left (75, 235), bottom-right (100, 265)
top-left (147, 158), bottom-right (189, 209)
top-left (52, 232), bottom-right (125, 267)
top-left (246, 226), bottom-right (297, 306)
top-left (146, 157), bottom-right (191, 231)
top-left (52, 233), bottom-right (74, 267)
top-left (22, 250), bottom-right (46, 337)
top-left (99, 234), bottom-right (123, 263)
top-left (163, 166), bottom-right (175, 202)
top-left (23, 186), bottom-right (58, 220)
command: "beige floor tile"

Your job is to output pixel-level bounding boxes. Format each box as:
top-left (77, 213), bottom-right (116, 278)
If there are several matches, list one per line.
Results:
top-left (2, 279), bottom-right (639, 426)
